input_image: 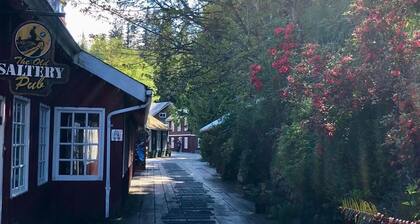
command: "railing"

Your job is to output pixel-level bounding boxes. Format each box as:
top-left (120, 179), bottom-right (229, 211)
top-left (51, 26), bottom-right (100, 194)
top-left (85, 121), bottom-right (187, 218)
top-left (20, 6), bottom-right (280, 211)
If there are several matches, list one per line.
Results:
top-left (340, 207), bottom-right (419, 224)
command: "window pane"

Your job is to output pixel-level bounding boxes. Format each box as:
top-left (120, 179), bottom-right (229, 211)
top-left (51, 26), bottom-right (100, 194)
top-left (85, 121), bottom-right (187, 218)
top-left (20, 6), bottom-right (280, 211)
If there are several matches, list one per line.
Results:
top-left (60, 129), bottom-right (72, 143)
top-left (86, 129), bottom-right (99, 144)
top-left (19, 124), bottom-right (25, 144)
top-left (86, 145), bottom-right (98, 160)
top-left (72, 161), bottom-right (84, 175)
top-left (13, 147), bottom-right (19, 166)
top-left (59, 145), bottom-right (71, 159)
top-left (16, 104), bottom-right (21, 123)
top-left (86, 160), bottom-right (98, 175)
top-left (39, 146), bottom-right (44, 160)
top-left (74, 129), bottom-right (85, 143)
top-left (88, 113), bottom-right (99, 127)
top-left (59, 161), bottom-right (71, 175)
top-left (60, 113), bottom-right (72, 127)
top-left (73, 145), bottom-right (84, 159)
top-left (14, 169), bottom-right (19, 187)
top-left (74, 113), bottom-right (86, 127)
top-left (15, 125), bottom-right (21, 144)
top-left (19, 167), bottom-right (24, 185)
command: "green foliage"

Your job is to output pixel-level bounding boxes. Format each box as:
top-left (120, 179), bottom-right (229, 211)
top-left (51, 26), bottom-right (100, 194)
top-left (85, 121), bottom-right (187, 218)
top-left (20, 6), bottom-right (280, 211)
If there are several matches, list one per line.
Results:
top-left (401, 180), bottom-right (420, 220)
top-left (88, 36), bottom-right (159, 100)
top-left (340, 199), bottom-right (378, 224)
top-left (341, 199), bottom-right (378, 214)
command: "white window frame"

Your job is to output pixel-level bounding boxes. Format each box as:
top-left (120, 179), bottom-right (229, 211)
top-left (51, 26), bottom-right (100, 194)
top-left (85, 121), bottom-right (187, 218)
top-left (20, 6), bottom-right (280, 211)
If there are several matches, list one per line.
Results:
top-left (11, 96), bottom-right (30, 198)
top-left (38, 104), bottom-right (50, 185)
top-left (53, 107), bottom-right (105, 181)
top-left (170, 137), bottom-right (174, 149)
top-left (159, 112), bottom-right (167, 119)
top-left (184, 137), bottom-right (188, 149)
top-left (184, 119), bottom-right (188, 131)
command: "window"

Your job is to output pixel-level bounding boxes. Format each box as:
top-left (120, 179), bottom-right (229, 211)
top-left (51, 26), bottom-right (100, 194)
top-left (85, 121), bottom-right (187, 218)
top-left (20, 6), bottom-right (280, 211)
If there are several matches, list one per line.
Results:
top-left (184, 119), bottom-right (188, 131)
top-left (38, 104), bottom-right (50, 185)
top-left (159, 113), bottom-right (167, 119)
top-left (47, 0), bottom-right (64, 13)
top-left (53, 108), bottom-right (104, 181)
top-left (171, 122), bottom-right (175, 132)
top-left (184, 137), bottom-right (188, 149)
top-left (177, 123), bottom-right (181, 132)
top-left (11, 97), bottom-right (30, 197)
top-left (170, 137), bottom-right (174, 148)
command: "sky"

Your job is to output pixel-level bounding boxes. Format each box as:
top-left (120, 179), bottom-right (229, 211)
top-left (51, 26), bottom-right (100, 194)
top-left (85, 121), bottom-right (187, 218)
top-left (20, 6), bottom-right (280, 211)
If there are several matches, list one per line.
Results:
top-left (65, 3), bottom-right (112, 43)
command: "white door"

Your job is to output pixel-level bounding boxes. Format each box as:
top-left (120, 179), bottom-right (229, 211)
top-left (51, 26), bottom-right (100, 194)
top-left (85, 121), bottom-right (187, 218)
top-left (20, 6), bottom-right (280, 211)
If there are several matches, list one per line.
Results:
top-left (0, 96), bottom-right (5, 223)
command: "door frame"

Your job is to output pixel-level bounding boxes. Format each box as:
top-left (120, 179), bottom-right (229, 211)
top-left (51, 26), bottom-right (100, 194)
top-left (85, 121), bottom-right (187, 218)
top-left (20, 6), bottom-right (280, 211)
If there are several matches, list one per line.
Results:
top-left (0, 95), bottom-right (5, 223)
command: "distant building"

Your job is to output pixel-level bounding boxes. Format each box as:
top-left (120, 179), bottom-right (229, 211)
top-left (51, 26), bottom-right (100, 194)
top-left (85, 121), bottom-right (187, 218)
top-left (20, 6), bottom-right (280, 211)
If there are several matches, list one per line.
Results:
top-left (146, 115), bottom-right (170, 158)
top-left (150, 102), bottom-right (198, 153)
top-left (47, 0), bottom-right (65, 13)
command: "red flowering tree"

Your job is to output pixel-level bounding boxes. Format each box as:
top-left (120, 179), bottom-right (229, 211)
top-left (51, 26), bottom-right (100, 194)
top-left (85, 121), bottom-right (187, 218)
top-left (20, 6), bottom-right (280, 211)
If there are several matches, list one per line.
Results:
top-left (251, 0), bottom-right (419, 221)
top-left (251, 0), bottom-right (419, 164)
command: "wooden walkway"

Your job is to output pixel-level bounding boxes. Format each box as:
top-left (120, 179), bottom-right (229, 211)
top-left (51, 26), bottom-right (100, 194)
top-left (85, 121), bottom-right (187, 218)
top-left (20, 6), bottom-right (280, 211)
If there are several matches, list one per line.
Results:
top-left (126, 152), bottom-right (273, 224)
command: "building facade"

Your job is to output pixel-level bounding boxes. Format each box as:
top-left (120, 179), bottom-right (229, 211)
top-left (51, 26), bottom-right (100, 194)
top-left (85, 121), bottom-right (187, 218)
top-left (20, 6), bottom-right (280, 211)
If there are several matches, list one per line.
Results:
top-left (146, 115), bottom-right (169, 158)
top-left (150, 102), bottom-right (198, 153)
top-left (0, 0), bottom-right (152, 223)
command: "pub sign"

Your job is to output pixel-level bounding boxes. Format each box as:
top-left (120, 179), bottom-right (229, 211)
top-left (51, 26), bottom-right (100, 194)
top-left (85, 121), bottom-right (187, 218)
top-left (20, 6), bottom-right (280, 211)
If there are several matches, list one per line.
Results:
top-left (0, 21), bottom-right (69, 96)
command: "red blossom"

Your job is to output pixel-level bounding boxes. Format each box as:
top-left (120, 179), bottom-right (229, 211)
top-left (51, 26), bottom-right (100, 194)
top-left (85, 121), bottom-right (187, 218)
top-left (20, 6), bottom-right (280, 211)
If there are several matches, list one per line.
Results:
top-left (272, 55), bottom-right (289, 70)
top-left (280, 42), bottom-right (296, 52)
top-left (406, 119), bottom-right (414, 129)
top-left (309, 55), bottom-right (322, 65)
top-left (274, 26), bottom-right (284, 36)
top-left (280, 89), bottom-right (289, 98)
top-left (250, 74), bottom-right (263, 92)
top-left (393, 42), bottom-right (405, 53)
top-left (278, 65), bottom-right (290, 74)
top-left (340, 55), bottom-right (353, 64)
top-left (253, 78), bottom-right (263, 91)
top-left (284, 23), bottom-right (295, 39)
top-left (268, 48), bottom-right (277, 56)
top-left (364, 52), bottom-right (377, 62)
top-left (250, 64), bottom-right (262, 74)
top-left (287, 75), bottom-right (295, 84)
top-left (390, 70), bottom-right (401, 77)
top-left (296, 63), bottom-right (308, 74)
top-left (303, 43), bottom-right (318, 58)
top-left (324, 122), bottom-right (336, 137)
top-left (412, 39), bottom-right (420, 48)
top-left (346, 70), bottom-right (357, 81)
top-left (314, 83), bottom-right (324, 89)
top-left (312, 96), bottom-right (327, 112)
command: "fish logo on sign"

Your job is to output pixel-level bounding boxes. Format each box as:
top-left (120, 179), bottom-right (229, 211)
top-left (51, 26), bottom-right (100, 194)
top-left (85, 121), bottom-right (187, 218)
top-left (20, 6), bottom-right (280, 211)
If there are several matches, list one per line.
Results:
top-left (15, 23), bottom-right (52, 58)
top-left (0, 21), bottom-right (69, 96)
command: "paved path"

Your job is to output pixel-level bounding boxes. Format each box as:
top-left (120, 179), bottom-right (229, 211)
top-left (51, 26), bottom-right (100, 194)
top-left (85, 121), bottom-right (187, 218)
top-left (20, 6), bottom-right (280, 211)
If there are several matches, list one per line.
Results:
top-left (128, 152), bottom-right (273, 224)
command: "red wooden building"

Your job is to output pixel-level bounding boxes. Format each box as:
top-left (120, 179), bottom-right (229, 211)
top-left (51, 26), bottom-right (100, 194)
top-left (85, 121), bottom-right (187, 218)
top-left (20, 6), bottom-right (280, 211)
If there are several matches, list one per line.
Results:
top-left (0, 0), bottom-right (152, 223)
top-left (150, 102), bottom-right (199, 153)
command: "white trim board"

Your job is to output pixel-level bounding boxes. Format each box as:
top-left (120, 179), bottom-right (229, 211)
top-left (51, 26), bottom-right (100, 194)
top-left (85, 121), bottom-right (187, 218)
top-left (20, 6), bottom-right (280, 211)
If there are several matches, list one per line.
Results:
top-left (38, 104), bottom-right (51, 186)
top-left (0, 95), bottom-right (5, 222)
top-left (168, 134), bottom-right (197, 137)
top-left (10, 96), bottom-right (31, 198)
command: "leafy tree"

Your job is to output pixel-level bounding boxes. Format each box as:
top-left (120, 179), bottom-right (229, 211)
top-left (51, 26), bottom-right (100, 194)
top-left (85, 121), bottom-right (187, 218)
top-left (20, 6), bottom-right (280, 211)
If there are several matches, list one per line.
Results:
top-left (88, 35), bottom-right (159, 100)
